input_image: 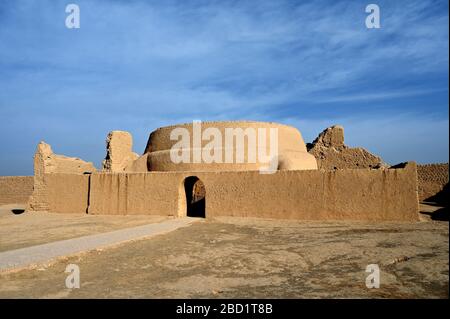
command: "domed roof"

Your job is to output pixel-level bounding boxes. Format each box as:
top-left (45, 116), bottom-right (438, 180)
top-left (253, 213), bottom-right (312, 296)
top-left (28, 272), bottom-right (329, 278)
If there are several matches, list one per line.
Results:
top-left (144, 121), bottom-right (317, 172)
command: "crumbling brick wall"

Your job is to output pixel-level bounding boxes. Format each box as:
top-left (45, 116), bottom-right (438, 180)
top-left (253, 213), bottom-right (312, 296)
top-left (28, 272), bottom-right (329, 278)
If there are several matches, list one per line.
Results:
top-left (307, 125), bottom-right (387, 170)
top-left (27, 141), bottom-right (96, 211)
top-left (417, 163), bottom-right (449, 202)
top-left (0, 176), bottom-right (34, 205)
top-left (102, 131), bottom-right (139, 172)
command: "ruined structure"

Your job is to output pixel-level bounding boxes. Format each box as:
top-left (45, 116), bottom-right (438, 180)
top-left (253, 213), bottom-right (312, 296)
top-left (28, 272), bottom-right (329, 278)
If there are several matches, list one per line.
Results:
top-left (417, 163), bottom-right (449, 202)
top-left (144, 122), bottom-right (317, 172)
top-left (25, 121), bottom-right (420, 221)
top-left (102, 131), bottom-right (139, 172)
top-left (0, 176), bottom-right (33, 205)
top-left (27, 142), bottom-right (96, 211)
top-left (307, 125), bottom-right (387, 170)
top-left (307, 125), bottom-right (448, 203)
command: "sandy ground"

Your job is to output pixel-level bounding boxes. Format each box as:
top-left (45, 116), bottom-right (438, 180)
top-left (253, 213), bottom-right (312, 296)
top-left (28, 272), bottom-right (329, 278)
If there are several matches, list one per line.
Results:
top-left (0, 204), bottom-right (447, 299)
top-left (0, 218), bottom-right (196, 272)
top-left (0, 204), bottom-right (168, 252)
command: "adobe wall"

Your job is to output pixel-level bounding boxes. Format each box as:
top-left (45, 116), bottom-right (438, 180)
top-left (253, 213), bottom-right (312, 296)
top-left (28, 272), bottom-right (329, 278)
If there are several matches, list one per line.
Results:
top-left (102, 131), bottom-right (139, 172)
top-left (27, 141), bottom-right (96, 212)
top-left (33, 142), bottom-right (96, 175)
top-left (86, 163), bottom-right (418, 221)
top-left (417, 163), bottom-right (448, 201)
top-left (88, 173), bottom-right (180, 216)
top-left (125, 153), bottom-right (149, 172)
top-left (29, 173), bottom-right (89, 213)
top-left (307, 125), bottom-right (387, 170)
top-left (202, 164), bottom-right (418, 221)
top-left (0, 176), bottom-right (34, 205)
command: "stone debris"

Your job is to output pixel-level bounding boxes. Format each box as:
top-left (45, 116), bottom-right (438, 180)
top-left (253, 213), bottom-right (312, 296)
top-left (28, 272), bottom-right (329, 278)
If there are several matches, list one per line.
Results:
top-left (386, 256), bottom-right (411, 266)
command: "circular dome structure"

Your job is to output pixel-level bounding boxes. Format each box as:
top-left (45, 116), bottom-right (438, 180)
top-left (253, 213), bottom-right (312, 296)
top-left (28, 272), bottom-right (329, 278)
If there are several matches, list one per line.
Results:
top-left (144, 121), bottom-right (317, 172)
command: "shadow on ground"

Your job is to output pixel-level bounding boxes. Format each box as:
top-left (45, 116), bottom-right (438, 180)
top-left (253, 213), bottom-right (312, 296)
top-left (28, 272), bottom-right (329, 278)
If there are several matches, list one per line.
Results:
top-left (421, 207), bottom-right (449, 221)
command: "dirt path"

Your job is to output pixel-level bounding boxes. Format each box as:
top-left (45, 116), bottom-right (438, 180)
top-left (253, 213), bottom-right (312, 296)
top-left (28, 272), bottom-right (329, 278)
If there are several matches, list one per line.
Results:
top-left (0, 218), bottom-right (196, 272)
top-left (0, 204), bottom-right (170, 252)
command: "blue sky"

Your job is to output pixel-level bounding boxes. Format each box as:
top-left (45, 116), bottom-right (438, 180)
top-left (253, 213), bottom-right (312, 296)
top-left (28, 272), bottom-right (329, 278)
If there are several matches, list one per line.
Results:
top-left (0, 0), bottom-right (448, 175)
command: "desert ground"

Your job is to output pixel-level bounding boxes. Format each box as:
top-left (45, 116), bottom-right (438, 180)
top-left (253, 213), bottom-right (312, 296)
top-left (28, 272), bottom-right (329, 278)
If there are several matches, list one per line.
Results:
top-left (0, 204), bottom-right (168, 252)
top-left (0, 203), bottom-right (447, 299)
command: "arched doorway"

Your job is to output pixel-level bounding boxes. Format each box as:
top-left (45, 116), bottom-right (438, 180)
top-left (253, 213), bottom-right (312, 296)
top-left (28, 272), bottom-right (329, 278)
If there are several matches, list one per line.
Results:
top-left (184, 176), bottom-right (206, 218)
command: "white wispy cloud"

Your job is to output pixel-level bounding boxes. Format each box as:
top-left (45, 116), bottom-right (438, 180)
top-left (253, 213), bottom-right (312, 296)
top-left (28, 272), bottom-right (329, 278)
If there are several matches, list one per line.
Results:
top-left (0, 0), bottom-right (448, 174)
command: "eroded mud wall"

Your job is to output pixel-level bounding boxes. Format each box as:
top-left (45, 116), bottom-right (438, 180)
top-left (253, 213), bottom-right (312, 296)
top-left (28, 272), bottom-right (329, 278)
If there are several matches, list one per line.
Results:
top-left (417, 163), bottom-right (448, 201)
top-left (0, 176), bottom-right (34, 205)
top-left (85, 163), bottom-right (418, 221)
top-left (29, 173), bottom-right (89, 213)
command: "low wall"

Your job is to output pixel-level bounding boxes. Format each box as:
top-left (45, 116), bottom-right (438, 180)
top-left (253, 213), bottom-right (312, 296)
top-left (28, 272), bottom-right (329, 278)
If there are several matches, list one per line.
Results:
top-left (28, 174), bottom-right (89, 213)
top-left (86, 163), bottom-right (419, 221)
top-left (202, 164), bottom-right (418, 221)
top-left (0, 176), bottom-right (34, 205)
top-left (88, 172), bottom-right (180, 216)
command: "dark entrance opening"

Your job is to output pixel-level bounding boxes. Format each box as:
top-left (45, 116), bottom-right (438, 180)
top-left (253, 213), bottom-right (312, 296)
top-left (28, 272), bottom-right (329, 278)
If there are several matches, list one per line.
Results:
top-left (184, 176), bottom-right (206, 218)
top-left (11, 208), bottom-right (25, 215)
